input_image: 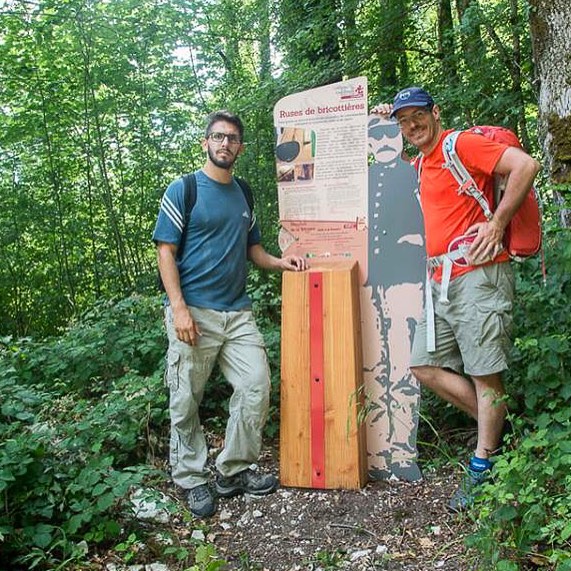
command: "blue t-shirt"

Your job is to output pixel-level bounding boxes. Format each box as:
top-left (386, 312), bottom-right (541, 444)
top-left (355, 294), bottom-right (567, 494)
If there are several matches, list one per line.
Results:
top-left (152, 170), bottom-right (261, 310)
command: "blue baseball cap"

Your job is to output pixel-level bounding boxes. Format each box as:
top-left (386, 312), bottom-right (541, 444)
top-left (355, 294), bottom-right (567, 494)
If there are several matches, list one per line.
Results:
top-left (390, 87), bottom-right (435, 118)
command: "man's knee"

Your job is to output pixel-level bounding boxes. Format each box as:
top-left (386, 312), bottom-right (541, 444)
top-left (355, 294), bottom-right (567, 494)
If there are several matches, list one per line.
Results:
top-left (410, 365), bottom-right (439, 386)
top-left (232, 360), bottom-right (270, 410)
top-left (471, 372), bottom-right (506, 396)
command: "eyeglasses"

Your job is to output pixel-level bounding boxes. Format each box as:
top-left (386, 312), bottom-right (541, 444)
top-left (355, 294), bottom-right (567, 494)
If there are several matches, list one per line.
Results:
top-left (208, 131), bottom-right (241, 145)
top-left (396, 109), bottom-right (431, 128)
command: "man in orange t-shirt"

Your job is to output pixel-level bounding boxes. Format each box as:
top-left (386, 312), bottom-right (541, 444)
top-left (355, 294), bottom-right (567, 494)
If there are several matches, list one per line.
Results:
top-left (373, 87), bottom-right (540, 511)
top-left (419, 127), bottom-right (511, 283)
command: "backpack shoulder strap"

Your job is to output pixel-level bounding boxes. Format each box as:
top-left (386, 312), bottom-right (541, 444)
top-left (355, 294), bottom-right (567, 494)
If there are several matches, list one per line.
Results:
top-left (157, 173), bottom-right (196, 290)
top-left (235, 177), bottom-right (254, 211)
top-left (235, 177), bottom-right (256, 231)
top-left (442, 131), bottom-right (493, 221)
top-left (181, 173), bottom-right (198, 216)
top-left (177, 173), bottom-right (197, 259)
top-left (442, 131), bottom-right (471, 186)
top-left (412, 154), bottom-right (423, 205)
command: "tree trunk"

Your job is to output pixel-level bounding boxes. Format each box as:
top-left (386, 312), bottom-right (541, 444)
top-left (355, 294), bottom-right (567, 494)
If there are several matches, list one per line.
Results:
top-left (376, 0), bottom-right (408, 92)
top-left (437, 0), bottom-right (459, 87)
top-left (258, 0), bottom-right (272, 83)
top-left (455, 0), bottom-right (486, 69)
top-left (529, 0), bottom-right (571, 226)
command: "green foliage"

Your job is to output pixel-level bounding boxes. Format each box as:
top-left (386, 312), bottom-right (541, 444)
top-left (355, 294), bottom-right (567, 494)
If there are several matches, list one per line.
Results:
top-left (0, 375), bottom-right (158, 566)
top-left (115, 533), bottom-right (145, 564)
top-left (303, 548), bottom-right (347, 569)
top-left (7, 294), bottom-right (165, 394)
top-left (466, 220), bottom-right (571, 569)
top-left (249, 269), bottom-right (283, 438)
top-left (186, 543), bottom-right (227, 571)
top-left (0, 0), bottom-right (207, 336)
top-left (0, 296), bottom-right (171, 568)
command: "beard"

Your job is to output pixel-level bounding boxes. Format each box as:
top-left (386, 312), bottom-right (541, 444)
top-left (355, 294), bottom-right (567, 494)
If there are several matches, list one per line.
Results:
top-left (208, 146), bottom-right (237, 170)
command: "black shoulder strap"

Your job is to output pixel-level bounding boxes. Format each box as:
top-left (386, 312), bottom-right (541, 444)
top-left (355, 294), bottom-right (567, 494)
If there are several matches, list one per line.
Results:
top-left (177, 173), bottom-right (197, 260)
top-left (235, 177), bottom-right (254, 212)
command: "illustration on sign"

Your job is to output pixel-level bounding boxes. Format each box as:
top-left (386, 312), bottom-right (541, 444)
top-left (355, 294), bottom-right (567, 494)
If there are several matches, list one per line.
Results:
top-left (275, 127), bottom-right (316, 184)
top-left (362, 114), bottom-right (425, 481)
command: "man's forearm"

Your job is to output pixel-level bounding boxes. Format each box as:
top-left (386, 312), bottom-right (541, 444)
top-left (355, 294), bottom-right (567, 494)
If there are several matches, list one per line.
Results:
top-left (493, 156), bottom-right (541, 231)
top-left (248, 244), bottom-right (281, 271)
top-left (248, 243), bottom-right (306, 272)
top-left (157, 247), bottom-right (187, 309)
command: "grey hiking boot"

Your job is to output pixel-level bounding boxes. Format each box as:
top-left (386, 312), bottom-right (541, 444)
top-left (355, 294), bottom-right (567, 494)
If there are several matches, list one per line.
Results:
top-left (448, 467), bottom-right (490, 512)
top-left (215, 468), bottom-right (278, 498)
top-left (187, 484), bottom-right (217, 518)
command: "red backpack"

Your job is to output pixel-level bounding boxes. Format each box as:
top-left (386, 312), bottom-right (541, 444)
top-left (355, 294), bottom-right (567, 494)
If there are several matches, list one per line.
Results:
top-left (442, 126), bottom-right (542, 259)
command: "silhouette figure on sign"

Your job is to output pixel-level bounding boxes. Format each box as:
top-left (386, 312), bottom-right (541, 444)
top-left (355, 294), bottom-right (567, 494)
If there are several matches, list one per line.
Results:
top-left (362, 114), bottom-right (425, 481)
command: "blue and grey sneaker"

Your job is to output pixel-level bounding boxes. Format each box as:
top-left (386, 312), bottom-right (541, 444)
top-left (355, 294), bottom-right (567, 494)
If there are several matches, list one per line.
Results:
top-left (215, 468), bottom-right (278, 498)
top-left (187, 484), bottom-right (217, 518)
top-left (448, 466), bottom-right (490, 512)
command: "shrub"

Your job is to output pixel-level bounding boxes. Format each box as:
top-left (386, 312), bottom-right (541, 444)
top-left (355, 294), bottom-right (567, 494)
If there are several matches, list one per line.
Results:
top-left (467, 223), bottom-right (571, 570)
top-left (0, 297), bottom-right (170, 568)
top-left (7, 294), bottom-right (166, 395)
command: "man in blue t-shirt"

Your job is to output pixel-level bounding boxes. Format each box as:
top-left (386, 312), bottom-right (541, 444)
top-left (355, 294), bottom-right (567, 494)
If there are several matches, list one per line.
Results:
top-left (153, 110), bottom-right (306, 518)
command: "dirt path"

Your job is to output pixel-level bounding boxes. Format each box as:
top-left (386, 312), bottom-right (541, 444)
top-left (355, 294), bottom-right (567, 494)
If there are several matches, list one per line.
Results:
top-left (200, 447), bottom-right (472, 570)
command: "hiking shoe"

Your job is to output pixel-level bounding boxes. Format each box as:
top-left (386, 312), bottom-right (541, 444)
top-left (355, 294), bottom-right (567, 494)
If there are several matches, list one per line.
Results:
top-left (215, 469), bottom-right (278, 498)
top-left (187, 484), bottom-right (217, 518)
top-left (448, 467), bottom-right (490, 512)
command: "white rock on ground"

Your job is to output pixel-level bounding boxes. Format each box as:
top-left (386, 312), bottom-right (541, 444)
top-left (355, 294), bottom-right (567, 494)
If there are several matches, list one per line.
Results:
top-left (130, 488), bottom-right (171, 525)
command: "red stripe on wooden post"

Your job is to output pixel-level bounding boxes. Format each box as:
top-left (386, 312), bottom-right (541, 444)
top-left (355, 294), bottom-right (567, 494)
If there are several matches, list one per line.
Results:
top-left (309, 272), bottom-right (326, 488)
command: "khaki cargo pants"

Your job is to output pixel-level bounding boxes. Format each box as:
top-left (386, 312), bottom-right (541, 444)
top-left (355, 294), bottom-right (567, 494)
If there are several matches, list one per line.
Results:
top-left (164, 305), bottom-right (270, 489)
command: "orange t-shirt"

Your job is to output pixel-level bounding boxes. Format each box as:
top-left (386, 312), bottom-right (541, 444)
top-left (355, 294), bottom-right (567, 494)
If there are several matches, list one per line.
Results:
top-left (419, 129), bottom-right (510, 281)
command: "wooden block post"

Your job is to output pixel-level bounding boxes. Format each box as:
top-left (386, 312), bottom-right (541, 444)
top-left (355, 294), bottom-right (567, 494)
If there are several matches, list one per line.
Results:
top-left (280, 261), bottom-right (368, 489)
